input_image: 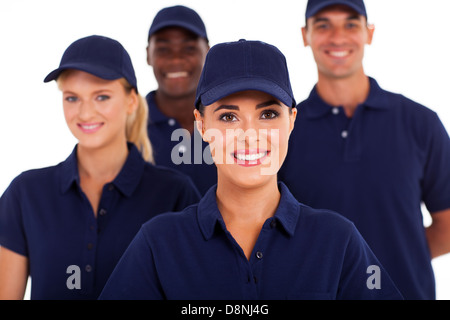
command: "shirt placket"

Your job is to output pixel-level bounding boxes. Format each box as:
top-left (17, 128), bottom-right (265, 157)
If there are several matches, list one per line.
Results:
top-left (331, 106), bottom-right (363, 163)
top-left (80, 182), bottom-right (116, 295)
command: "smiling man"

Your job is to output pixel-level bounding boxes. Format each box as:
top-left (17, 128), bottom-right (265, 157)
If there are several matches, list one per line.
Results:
top-left (278, 0), bottom-right (450, 299)
top-left (146, 5), bottom-right (216, 195)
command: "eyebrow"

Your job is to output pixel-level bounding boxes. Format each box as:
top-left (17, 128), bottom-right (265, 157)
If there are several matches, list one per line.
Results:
top-left (213, 100), bottom-right (281, 113)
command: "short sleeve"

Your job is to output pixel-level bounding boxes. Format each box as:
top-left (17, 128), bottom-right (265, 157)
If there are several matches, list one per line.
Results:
top-left (421, 113), bottom-right (450, 213)
top-left (337, 224), bottom-right (403, 300)
top-left (0, 175), bottom-right (28, 256)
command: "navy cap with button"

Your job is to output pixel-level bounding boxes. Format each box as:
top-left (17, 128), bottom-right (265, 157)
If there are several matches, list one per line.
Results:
top-left (44, 35), bottom-right (139, 93)
top-left (195, 39), bottom-right (296, 109)
top-left (148, 5), bottom-right (208, 41)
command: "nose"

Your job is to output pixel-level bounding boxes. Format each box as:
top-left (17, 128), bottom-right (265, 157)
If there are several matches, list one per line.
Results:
top-left (78, 100), bottom-right (96, 120)
top-left (236, 119), bottom-right (260, 147)
top-left (329, 26), bottom-right (347, 45)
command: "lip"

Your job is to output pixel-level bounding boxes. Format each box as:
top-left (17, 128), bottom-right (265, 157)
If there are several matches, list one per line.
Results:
top-left (232, 149), bottom-right (270, 167)
top-left (77, 122), bottom-right (104, 134)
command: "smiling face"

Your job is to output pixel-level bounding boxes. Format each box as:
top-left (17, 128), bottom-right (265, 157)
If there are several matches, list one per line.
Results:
top-left (59, 70), bottom-right (138, 151)
top-left (195, 90), bottom-right (297, 189)
top-left (147, 27), bottom-right (209, 99)
top-left (302, 5), bottom-right (374, 80)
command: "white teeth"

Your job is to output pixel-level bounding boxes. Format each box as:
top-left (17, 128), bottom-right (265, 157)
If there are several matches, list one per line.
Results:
top-left (166, 71), bottom-right (188, 79)
top-left (235, 152), bottom-right (267, 161)
top-left (329, 51), bottom-right (350, 57)
top-left (81, 124), bottom-right (101, 130)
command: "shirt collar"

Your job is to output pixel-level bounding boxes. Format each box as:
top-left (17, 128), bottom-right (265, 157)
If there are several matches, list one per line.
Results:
top-left (146, 91), bottom-right (171, 124)
top-left (60, 142), bottom-right (145, 197)
top-left (197, 182), bottom-right (300, 240)
top-left (303, 77), bottom-right (390, 119)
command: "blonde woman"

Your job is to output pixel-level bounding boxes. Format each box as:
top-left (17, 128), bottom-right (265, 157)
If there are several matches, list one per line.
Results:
top-left (0, 35), bottom-right (200, 300)
top-left (100, 40), bottom-right (402, 300)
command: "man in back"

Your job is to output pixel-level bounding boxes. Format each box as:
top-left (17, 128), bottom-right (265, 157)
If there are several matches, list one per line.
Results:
top-left (146, 5), bottom-right (216, 195)
top-left (279, 0), bottom-right (450, 299)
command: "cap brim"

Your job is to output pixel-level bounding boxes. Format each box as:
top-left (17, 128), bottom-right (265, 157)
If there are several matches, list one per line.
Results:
top-left (198, 78), bottom-right (295, 109)
top-left (306, 0), bottom-right (366, 18)
top-left (44, 62), bottom-right (123, 83)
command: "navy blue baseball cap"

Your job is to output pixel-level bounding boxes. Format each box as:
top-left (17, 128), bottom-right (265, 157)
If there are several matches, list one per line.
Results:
top-left (148, 5), bottom-right (208, 41)
top-left (306, 0), bottom-right (367, 19)
top-left (44, 35), bottom-right (138, 92)
top-left (195, 39), bottom-right (296, 109)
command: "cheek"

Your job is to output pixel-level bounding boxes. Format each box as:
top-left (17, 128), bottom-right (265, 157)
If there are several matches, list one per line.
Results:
top-left (63, 105), bottom-right (77, 125)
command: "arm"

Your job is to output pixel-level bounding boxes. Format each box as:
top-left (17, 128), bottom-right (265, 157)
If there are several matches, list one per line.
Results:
top-left (426, 208), bottom-right (450, 259)
top-left (0, 247), bottom-right (29, 300)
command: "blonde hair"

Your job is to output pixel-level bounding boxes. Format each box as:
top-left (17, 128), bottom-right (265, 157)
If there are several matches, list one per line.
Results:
top-left (121, 79), bottom-right (154, 163)
top-left (57, 71), bottom-right (154, 163)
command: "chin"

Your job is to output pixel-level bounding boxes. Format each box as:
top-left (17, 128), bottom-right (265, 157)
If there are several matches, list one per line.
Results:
top-left (223, 168), bottom-right (277, 190)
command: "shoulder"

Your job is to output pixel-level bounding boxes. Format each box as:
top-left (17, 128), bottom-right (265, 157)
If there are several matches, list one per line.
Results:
top-left (374, 83), bottom-right (438, 119)
top-left (7, 164), bottom-right (61, 192)
top-left (140, 204), bottom-right (199, 239)
top-left (296, 202), bottom-right (358, 241)
top-left (300, 203), bottom-right (355, 229)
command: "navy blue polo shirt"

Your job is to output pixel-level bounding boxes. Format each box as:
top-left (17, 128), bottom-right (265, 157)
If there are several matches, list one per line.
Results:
top-left (278, 77), bottom-right (450, 300)
top-left (146, 91), bottom-right (217, 195)
top-left (100, 183), bottom-right (402, 300)
top-left (0, 143), bottom-right (200, 300)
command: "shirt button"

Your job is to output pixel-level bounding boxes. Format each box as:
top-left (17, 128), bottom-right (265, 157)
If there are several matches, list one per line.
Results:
top-left (85, 265), bottom-right (92, 272)
top-left (341, 130), bottom-right (348, 139)
top-left (270, 220), bottom-right (277, 228)
top-left (332, 107), bottom-right (339, 115)
top-left (256, 251), bottom-right (263, 259)
top-left (99, 208), bottom-right (107, 216)
top-left (87, 243), bottom-right (94, 250)
top-left (108, 184), bottom-right (114, 191)
top-left (168, 119), bottom-right (176, 126)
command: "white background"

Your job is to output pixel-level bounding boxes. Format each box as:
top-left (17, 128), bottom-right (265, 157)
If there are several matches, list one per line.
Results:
top-left (0, 0), bottom-right (449, 299)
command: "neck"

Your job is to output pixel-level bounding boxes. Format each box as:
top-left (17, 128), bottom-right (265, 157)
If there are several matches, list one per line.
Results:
top-left (155, 90), bottom-right (195, 133)
top-left (77, 140), bottom-right (129, 183)
top-left (216, 176), bottom-right (281, 225)
top-left (316, 70), bottom-right (370, 117)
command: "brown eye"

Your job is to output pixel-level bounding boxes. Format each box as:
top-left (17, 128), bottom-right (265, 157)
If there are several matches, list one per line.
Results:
top-left (261, 110), bottom-right (279, 119)
top-left (220, 113), bottom-right (237, 122)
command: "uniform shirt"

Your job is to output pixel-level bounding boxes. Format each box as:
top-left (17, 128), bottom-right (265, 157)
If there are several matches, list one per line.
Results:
top-left (100, 183), bottom-right (402, 300)
top-left (146, 91), bottom-right (217, 195)
top-left (0, 143), bottom-right (201, 300)
top-left (278, 78), bottom-right (450, 300)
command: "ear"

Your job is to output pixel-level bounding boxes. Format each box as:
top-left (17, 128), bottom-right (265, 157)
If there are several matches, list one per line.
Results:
top-left (301, 26), bottom-right (309, 47)
top-left (193, 109), bottom-right (205, 138)
top-left (146, 45), bottom-right (152, 66)
top-left (289, 107), bottom-right (298, 136)
top-left (366, 24), bottom-right (375, 45)
top-left (127, 89), bottom-right (139, 115)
